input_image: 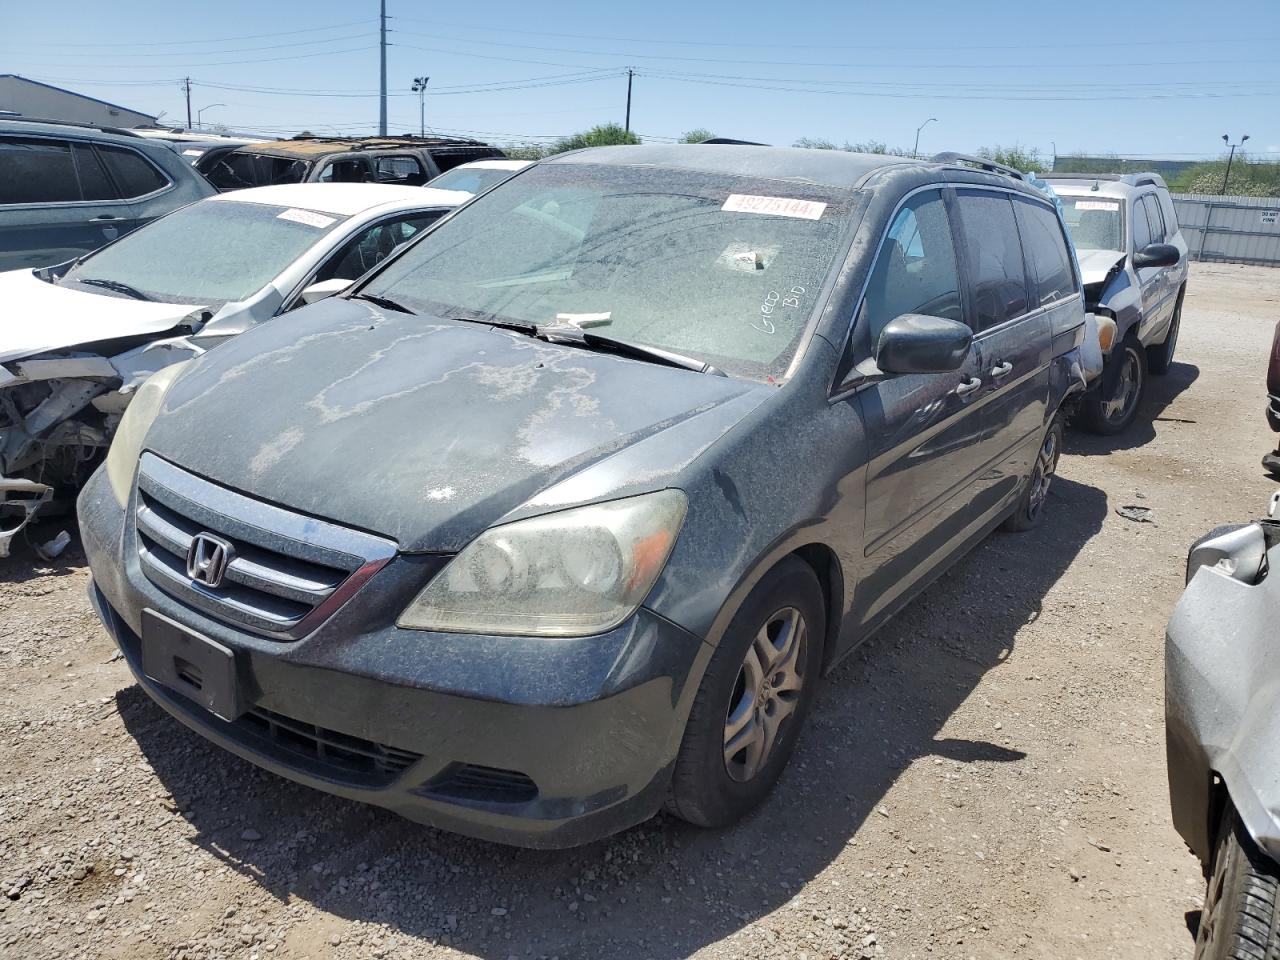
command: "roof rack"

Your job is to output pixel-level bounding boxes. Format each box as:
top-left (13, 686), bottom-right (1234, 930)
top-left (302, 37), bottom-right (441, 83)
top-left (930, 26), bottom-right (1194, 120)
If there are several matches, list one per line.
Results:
top-left (0, 115), bottom-right (141, 137)
top-left (698, 137), bottom-right (770, 146)
top-left (930, 151), bottom-right (1026, 181)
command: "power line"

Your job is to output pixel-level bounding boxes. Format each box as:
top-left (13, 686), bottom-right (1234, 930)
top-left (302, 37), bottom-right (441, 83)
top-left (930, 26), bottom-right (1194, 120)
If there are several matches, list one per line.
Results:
top-left (8, 44), bottom-right (380, 70)
top-left (17, 32), bottom-right (379, 58)
top-left (390, 16), bottom-right (1279, 52)
top-left (14, 18), bottom-right (376, 47)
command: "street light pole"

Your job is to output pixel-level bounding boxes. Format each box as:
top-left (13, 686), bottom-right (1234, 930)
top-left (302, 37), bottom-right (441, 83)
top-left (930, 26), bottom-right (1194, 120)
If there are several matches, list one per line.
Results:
top-left (913, 117), bottom-right (937, 159)
top-left (412, 76), bottom-right (429, 137)
top-left (196, 103), bottom-right (226, 129)
top-left (1221, 133), bottom-right (1250, 195)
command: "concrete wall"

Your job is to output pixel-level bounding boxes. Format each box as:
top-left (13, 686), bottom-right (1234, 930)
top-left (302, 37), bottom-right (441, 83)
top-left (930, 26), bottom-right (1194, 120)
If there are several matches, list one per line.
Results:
top-left (1173, 193), bottom-right (1280, 267)
top-left (0, 76), bottom-right (157, 128)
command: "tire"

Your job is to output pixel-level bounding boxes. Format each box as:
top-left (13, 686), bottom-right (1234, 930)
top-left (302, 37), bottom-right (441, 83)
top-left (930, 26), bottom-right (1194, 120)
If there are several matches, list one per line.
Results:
top-left (1081, 337), bottom-right (1146, 435)
top-left (1002, 412), bottom-right (1063, 532)
top-left (1148, 286), bottom-right (1185, 375)
top-left (1195, 806), bottom-right (1280, 960)
top-left (666, 556), bottom-right (825, 828)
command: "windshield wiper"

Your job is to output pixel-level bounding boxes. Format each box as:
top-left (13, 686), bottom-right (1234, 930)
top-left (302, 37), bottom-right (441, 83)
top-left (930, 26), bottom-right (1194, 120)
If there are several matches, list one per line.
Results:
top-left (76, 277), bottom-right (151, 301)
top-left (352, 292), bottom-right (414, 314)
top-left (555, 328), bottom-right (726, 376)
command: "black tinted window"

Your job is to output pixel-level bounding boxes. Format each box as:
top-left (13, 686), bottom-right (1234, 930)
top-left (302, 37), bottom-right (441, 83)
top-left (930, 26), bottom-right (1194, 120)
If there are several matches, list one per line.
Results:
top-left (860, 189), bottom-right (963, 345)
top-left (205, 152), bottom-right (310, 189)
top-left (1132, 197), bottom-right (1154, 250)
top-left (1142, 194), bottom-right (1166, 242)
top-left (319, 158), bottom-right (370, 183)
top-left (97, 145), bottom-right (168, 198)
top-left (1013, 198), bottom-right (1075, 306)
top-left (72, 143), bottom-right (118, 201)
top-left (0, 137), bottom-right (79, 203)
top-left (956, 190), bottom-right (1029, 330)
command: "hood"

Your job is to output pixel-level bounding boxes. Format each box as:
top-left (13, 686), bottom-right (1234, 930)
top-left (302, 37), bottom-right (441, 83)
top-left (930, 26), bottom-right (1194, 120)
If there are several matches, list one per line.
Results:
top-left (147, 298), bottom-right (769, 551)
top-left (1075, 248), bottom-right (1126, 288)
top-left (0, 269), bottom-right (203, 365)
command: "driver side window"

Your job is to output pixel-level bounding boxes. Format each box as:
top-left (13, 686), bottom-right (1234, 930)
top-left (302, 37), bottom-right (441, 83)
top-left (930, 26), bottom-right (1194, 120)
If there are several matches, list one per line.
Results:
top-left (859, 189), bottom-right (963, 347)
top-left (314, 213), bottom-right (444, 284)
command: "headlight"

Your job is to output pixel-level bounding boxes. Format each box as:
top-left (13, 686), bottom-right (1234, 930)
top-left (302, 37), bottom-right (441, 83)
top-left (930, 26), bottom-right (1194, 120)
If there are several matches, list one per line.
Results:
top-left (105, 361), bottom-right (191, 506)
top-left (397, 490), bottom-right (688, 637)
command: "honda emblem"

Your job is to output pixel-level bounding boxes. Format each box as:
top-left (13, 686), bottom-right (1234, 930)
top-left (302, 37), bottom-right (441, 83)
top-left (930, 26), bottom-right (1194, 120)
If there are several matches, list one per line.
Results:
top-left (187, 532), bottom-right (234, 588)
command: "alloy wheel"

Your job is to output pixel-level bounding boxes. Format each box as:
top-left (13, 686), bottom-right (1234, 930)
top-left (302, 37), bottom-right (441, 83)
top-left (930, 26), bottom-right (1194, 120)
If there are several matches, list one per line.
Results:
top-left (1027, 427), bottom-right (1060, 521)
top-left (723, 606), bottom-right (807, 783)
top-left (1103, 346), bottom-right (1143, 424)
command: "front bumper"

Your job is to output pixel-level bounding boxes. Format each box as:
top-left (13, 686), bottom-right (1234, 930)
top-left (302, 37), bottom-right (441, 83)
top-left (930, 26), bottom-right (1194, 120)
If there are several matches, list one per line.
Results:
top-left (79, 466), bottom-right (712, 848)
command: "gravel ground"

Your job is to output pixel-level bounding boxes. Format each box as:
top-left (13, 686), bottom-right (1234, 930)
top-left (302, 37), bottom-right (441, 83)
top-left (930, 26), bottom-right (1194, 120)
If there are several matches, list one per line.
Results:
top-left (2, 261), bottom-right (1277, 960)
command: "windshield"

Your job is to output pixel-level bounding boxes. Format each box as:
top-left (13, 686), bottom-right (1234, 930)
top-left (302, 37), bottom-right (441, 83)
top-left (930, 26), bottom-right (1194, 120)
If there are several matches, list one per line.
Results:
top-left (63, 199), bottom-right (346, 305)
top-left (363, 164), bottom-right (852, 381)
top-left (204, 151), bottom-right (311, 190)
top-left (1056, 195), bottom-right (1124, 252)
top-left (429, 166), bottom-right (521, 193)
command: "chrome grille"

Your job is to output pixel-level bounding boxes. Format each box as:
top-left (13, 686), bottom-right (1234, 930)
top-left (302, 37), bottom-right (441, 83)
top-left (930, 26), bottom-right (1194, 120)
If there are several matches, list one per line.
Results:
top-left (134, 453), bottom-right (395, 639)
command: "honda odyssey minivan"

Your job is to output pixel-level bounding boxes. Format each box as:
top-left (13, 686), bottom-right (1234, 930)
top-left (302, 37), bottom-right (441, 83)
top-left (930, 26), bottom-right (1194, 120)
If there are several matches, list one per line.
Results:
top-left (81, 145), bottom-right (1090, 847)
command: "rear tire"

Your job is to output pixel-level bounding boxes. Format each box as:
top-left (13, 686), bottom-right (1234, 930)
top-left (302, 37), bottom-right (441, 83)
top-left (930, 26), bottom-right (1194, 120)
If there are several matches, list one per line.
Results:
top-left (1148, 287), bottom-right (1185, 375)
top-left (1081, 337), bottom-right (1146, 435)
top-left (1195, 806), bottom-right (1280, 960)
top-left (1002, 412), bottom-right (1063, 532)
top-left (666, 557), bottom-right (824, 828)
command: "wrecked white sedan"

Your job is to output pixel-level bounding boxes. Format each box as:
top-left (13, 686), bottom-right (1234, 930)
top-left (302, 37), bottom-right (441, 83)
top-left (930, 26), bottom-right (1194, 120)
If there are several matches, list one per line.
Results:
top-left (0, 181), bottom-right (471, 555)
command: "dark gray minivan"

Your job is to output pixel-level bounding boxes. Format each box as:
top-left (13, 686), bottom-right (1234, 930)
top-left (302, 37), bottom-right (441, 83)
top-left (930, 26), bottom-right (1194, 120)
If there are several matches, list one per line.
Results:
top-left (81, 145), bottom-right (1089, 847)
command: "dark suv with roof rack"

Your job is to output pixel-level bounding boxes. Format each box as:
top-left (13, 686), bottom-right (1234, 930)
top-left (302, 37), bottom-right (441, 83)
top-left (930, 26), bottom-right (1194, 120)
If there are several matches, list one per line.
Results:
top-left (82, 145), bottom-right (1090, 847)
top-left (201, 135), bottom-right (505, 192)
top-left (1043, 172), bottom-right (1188, 435)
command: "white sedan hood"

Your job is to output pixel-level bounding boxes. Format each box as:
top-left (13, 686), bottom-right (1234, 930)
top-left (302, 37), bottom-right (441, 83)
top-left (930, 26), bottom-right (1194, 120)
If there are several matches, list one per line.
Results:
top-left (0, 269), bottom-right (204, 365)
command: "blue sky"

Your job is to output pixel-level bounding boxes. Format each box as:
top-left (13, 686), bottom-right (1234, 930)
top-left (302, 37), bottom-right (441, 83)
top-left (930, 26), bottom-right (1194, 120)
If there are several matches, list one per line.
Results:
top-left (5, 0), bottom-right (1277, 160)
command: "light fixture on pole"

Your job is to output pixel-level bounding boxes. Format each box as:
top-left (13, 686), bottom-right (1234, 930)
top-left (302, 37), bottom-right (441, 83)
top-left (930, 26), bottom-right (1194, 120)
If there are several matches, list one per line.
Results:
top-left (412, 76), bottom-right (430, 138)
top-left (196, 103), bottom-right (226, 129)
top-left (1221, 133), bottom-right (1249, 195)
top-left (913, 118), bottom-right (937, 159)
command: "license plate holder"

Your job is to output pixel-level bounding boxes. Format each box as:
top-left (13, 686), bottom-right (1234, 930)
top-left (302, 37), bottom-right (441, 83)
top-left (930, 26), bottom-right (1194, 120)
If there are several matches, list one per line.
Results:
top-left (141, 609), bottom-right (242, 721)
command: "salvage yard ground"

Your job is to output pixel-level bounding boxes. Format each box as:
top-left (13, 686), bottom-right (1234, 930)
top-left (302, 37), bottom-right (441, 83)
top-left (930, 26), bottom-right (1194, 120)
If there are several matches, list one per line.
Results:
top-left (2, 261), bottom-right (1277, 960)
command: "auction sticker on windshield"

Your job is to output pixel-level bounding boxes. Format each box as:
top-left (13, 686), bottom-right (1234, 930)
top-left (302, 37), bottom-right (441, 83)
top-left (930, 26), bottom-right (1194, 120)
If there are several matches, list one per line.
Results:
top-left (722, 195), bottom-right (827, 220)
top-left (1073, 201), bottom-right (1120, 212)
top-left (277, 208), bottom-right (337, 228)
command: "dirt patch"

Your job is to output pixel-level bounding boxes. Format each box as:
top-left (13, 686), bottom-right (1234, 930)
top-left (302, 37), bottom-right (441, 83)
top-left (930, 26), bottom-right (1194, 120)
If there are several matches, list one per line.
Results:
top-left (1, 261), bottom-right (1276, 959)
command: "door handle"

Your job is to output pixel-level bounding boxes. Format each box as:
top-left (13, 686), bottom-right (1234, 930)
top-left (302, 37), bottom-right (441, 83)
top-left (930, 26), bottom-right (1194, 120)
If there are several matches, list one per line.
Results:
top-left (89, 215), bottom-right (126, 223)
top-left (954, 376), bottom-right (982, 397)
top-left (990, 361), bottom-right (1013, 379)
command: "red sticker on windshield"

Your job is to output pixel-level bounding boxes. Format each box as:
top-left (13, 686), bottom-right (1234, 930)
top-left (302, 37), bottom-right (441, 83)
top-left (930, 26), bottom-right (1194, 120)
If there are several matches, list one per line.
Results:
top-left (723, 194), bottom-right (827, 220)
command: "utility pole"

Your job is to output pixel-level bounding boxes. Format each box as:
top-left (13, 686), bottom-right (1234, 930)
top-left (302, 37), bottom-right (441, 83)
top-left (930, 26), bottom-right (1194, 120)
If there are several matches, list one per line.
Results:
top-left (378, 0), bottom-right (388, 136)
top-left (624, 68), bottom-right (633, 133)
top-left (412, 76), bottom-right (429, 137)
top-left (1221, 133), bottom-right (1249, 195)
top-left (183, 78), bottom-right (192, 130)
top-left (912, 117), bottom-right (937, 159)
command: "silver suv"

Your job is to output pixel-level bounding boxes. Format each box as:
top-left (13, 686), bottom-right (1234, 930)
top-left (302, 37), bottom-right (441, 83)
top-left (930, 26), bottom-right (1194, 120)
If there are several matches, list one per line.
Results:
top-left (1044, 173), bottom-right (1188, 434)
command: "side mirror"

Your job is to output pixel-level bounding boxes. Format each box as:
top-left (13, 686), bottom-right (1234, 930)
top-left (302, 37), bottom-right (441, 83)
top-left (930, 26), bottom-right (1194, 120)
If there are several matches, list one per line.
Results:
top-left (1132, 242), bottom-right (1179, 269)
top-left (875, 314), bottom-right (973, 375)
top-left (300, 278), bottom-right (353, 305)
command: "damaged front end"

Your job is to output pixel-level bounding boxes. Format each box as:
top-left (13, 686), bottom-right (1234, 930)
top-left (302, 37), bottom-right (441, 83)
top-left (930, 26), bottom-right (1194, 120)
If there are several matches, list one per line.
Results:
top-left (0, 338), bottom-right (205, 557)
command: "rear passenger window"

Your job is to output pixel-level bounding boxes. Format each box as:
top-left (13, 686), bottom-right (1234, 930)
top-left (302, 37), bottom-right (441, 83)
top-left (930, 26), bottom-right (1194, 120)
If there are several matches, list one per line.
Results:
top-left (1142, 194), bottom-right (1166, 242)
top-left (0, 137), bottom-right (80, 204)
top-left (1013, 199), bottom-right (1075, 306)
top-left (955, 191), bottom-right (1029, 330)
top-left (859, 189), bottom-right (964, 345)
top-left (375, 156), bottom-right (426, 185)
top-left (1132, 198), bottom-right (1154, 251)
top-left (71, 143), bottom-right (118, 201)
top-left (97, 145), bottom-right (169, 198)
top-left (319, 158), bottom-right (371, 183)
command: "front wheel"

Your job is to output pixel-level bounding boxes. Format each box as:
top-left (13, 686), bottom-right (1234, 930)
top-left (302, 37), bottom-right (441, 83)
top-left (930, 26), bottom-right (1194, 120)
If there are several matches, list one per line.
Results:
top-left (1081, 338), bottom-right (1146, 435)
top-left (666, 557), bottom-right (825, 828)
top-left (1195, 807), bottom-right (1280, 959)
top-left (1002, 412), bottom-right (1063, 532)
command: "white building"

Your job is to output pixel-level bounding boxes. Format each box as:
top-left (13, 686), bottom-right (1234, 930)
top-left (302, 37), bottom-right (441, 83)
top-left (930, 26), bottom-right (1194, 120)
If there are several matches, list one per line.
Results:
top-left (0, 75), bottom-right (158, 128)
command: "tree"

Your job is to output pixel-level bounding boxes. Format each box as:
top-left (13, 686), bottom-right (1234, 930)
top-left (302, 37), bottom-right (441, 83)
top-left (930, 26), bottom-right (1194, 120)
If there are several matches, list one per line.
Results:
top-left (679, 128), bottom-right (716, 143)
top-left (502, 143), bottom-right (550, 161)
top-left (976, 144), bottom-right (1045, 173)
top-left (1169, 154), bottom-right (1280, 197)
top-left (792, 137), bottom-right (910, 155)
top-left (548, 123), bottom-right (640, 155)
